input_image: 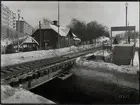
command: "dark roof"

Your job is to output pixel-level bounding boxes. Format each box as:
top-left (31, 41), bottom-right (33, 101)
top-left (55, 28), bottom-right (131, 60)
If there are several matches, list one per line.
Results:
top-left (32, 28), bottom-right (60, 37)
top-left (11, 36), bottom-right (39, 46)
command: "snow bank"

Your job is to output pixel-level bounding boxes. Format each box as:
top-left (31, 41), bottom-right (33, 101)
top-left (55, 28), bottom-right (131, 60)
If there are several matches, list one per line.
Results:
top-left (93, 50), bottom-right (112, 57)
top-left (133, 51), bottom-right (139, 69)
top-left (73, 56), bottom-right (139, 90)
top-left (1, 45), bottom-right (98, 67)
top-left (1, 46), bottom-right (77, 67)
top-left (136, 39), bottom-right (139, 47)
top-left (1, 39), bottom-right (12, 47)
top-left (76, 57), bottom-right (138, 74)
top-left (1, 84), bottom-right (55, 104)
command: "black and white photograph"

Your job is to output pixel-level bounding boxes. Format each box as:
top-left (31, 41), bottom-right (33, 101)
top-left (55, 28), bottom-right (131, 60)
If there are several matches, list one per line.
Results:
top-left (1, 1), bottom-right (139, 104)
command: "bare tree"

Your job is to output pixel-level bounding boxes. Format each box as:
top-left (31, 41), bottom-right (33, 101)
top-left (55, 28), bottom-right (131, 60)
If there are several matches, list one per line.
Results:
top-left (68, 18), bottom-right (110, 43)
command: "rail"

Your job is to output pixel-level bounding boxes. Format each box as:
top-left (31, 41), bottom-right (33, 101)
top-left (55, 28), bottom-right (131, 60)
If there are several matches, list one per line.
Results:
top-left (1, 46), bottom-right (102, 88)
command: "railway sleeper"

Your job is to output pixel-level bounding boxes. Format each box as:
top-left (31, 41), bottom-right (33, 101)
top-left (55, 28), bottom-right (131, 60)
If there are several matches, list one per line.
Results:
top-left (15, 67), bottom-right (30, 72)
top-left (3, 68), bottom-right (18, 73)
top-left (1, 69), bottom-right (13, 74)
top-left (7, 70), bottom-right (23, 77)
top-left (11, 68), bottom-right (29, 75)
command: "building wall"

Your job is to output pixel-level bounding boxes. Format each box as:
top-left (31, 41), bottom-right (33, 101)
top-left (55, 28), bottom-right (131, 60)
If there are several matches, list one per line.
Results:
top-left (1, 3), bottom-right (16, 29)
top-left (32, 29), bottom-right (58, 49)
top-left (32, 29), bottom-right (75, 50)
top-left (16, 21), bottom-right (33, 35)
top-left (24, 21), bottom-right (33, 35)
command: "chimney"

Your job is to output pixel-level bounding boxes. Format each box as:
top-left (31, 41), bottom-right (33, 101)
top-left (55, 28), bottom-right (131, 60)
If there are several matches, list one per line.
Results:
top-left (52, 20), bottom-right (59, 26)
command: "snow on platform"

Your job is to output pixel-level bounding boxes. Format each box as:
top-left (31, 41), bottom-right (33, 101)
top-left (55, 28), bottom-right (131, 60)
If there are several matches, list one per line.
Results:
top-left (76, 56), bottom-right (138, 74)
top-left (1, 45), bottom-right (93, 67)
top-left (73, 57), bottom-right (139, 91)
top-left (133, 51), bottom-right (139, 69)
top-left (73, 49), bottom-right (139, 90)
top-left (1, 84), bottom-right (55, 104)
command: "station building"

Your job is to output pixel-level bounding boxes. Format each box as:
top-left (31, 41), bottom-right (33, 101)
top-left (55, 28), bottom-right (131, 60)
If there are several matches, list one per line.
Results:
top-left (32, 21), bottom-right (81, 50)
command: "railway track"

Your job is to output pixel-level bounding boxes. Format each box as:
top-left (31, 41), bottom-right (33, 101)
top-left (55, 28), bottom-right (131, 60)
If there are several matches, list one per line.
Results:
top-left (1, 46), bottom-right (102, 87)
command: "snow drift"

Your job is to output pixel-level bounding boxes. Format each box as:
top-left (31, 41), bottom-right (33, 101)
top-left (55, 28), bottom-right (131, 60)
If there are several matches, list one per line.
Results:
top-left (1, 45), bottom-right (94, 67)
top-left (71, 53), bottom-right (139, 103)
top-left (1, 84), bottom-right (55, 104)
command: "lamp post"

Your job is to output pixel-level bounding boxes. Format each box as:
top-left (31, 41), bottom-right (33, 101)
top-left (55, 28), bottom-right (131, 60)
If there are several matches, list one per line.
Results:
top-left (17, 9), bottom-right (21, 52)
top-left (58, 1), bottom-right (60, 49)
top-left (125, 3), bottom-right (128, 43)
top-left (125, 3), bottom-right (128, 27)
top-left (39, 21), bottom-right (42, 50)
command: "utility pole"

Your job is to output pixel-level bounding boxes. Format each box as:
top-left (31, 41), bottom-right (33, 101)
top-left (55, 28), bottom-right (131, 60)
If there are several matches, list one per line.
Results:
top-left (17, 9), bottom-right (20, 52)
top-left (39, 21), bottom-right (42, 50)
top-left (58, 1), bottom-right (60, 48)
top-left (125, 3), bottom-right (128, 43)
top-left (128, 22), bottom-right (130, 43)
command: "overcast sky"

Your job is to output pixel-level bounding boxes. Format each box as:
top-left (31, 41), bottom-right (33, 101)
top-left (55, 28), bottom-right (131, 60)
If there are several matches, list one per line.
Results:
top-left (2, 1), bottom-right (139, 32)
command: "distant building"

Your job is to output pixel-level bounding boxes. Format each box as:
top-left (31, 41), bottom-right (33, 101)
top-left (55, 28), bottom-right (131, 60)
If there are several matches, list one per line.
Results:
top-left (1, 3), bottom-right (16, 29)
top-left (32, 21), bottom-right (79, 50)
top-left (16, 20), bottom-right (33, 35)
top-left (6, 36), bottom-right (39, 53)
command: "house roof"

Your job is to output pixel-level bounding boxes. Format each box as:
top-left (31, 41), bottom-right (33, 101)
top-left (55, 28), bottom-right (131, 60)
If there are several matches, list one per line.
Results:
top-left (33, 24), bottom-right (81, 40)
top-left (74, 37), bottom-right (81, 41)
top-left (72, 33), bottom-right (77, 38)
top-left (49, 24), bottom-right (70, 37)
top-left (97, 36), bottom-right (110, 42)
top-left (20, 36), bottom-right (39, 46)
top-left (11, 35), bottom-right (39, 46)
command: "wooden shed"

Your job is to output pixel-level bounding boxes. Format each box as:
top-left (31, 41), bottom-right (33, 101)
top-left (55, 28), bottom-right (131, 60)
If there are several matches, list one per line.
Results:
top-left (8, 36), bottom-right (39, 53)
top-left (32, 23), bottom-right (76, 50)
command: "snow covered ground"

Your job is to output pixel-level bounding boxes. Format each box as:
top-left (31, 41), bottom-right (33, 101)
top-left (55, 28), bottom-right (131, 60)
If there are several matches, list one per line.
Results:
top-left (1, 43), bottom-right (138, 103)
top-left (76, 56), bottom-right (138, 75)
top-left (1, 45), bottom-right (95, 67)
top-left (133, 51), bottom-right (139, 69)
top-left (0, 45), bottom-right (96, 104)
top-left (86, 49), bottom-right (139, 68)
top-left (135, 39), bottom-right (139, 48)
top-left (1, 38), bottom-right (12, 47)
top-left (72, 50), bottom-right (139, 91)
top-left (1, 84), bottom-right (55, 104)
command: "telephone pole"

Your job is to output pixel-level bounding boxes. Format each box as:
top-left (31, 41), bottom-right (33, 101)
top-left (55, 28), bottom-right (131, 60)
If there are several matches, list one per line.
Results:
top-left (58, 1), bottom-right (60, 48)
top-left (39, 21), bottom-right (42, 50)
top-left (126, 3), bottom-right (128, 28)
top-left (17, 9), bottom-right (20, 52)
top-left (125, 3), bottom-right (128, 43)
